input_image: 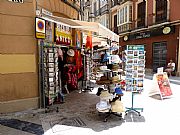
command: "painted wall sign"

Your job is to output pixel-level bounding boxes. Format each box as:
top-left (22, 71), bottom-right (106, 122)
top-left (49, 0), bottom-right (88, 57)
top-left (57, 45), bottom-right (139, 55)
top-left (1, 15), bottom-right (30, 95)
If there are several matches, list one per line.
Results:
top-left (35, 17), bottom-right (46, 39)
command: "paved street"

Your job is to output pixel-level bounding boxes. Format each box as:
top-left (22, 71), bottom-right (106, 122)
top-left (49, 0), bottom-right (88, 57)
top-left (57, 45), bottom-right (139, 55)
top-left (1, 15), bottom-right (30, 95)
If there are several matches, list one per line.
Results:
top-left (0, 77), bottom-right (180, 135)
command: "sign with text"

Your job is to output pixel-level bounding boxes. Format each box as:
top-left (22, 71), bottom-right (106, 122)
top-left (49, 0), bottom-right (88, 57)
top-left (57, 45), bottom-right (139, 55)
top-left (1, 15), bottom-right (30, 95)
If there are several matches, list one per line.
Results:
top-left (123, 26), bottom-right (175, 41)
top-left (54, 23), bottom-right (72, 46)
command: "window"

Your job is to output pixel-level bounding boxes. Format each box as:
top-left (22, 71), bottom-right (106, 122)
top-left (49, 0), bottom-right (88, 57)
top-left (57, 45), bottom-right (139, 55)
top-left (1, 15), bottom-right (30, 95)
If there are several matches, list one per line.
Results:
top-left (100, 0), bottom-right (107, 7)
top-left (156, 0), bottom-right (167, 23)
top-left (100, 15), bottom-right (109, 28)
top-left (153, 42), bottom-right (167, 72)
top-left (137, 1), bottom-right (146, 28)
top-left (117, 3), bottom-right (132, 32)
top-left (117, 5), bottom-right (132, 26)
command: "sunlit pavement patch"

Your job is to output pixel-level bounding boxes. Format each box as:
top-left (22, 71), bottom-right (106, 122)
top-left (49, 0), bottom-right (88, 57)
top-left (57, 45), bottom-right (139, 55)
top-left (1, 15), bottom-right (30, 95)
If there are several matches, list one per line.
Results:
top-left (41, 114), bottom-right (90, 135)
top-left (0, 118), bottom-right (44, 135)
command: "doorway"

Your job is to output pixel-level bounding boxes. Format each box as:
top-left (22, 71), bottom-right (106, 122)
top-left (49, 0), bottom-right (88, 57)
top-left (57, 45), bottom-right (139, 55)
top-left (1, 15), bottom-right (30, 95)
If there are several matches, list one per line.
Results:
top-left (153, 42), bottom-right (167, 72)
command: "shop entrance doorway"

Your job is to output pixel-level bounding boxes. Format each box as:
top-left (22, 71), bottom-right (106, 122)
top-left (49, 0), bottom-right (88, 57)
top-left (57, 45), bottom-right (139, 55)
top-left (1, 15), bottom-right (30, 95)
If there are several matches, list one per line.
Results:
top-left (153, 42), bottom-right (167, 72)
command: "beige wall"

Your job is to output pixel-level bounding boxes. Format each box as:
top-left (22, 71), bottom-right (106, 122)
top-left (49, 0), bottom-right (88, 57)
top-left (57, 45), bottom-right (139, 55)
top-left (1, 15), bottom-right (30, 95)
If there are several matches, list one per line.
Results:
top-left (37, 0), bottom-right (79, 19)
top-left (0, 0), bottom-right (80, 113)
top-left (0, 0), bottom-right (38, 113)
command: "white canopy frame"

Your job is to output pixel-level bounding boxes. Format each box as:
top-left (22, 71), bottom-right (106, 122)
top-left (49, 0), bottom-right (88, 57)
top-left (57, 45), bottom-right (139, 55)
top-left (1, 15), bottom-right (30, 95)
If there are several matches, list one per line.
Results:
top-left (41, 15), bottom-right (119, 43)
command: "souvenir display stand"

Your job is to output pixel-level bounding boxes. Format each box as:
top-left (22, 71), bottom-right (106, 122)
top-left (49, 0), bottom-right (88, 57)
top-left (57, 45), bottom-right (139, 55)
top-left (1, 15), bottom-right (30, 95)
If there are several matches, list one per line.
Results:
top-left (39, 40), bottom-right (60, 112)
top-left (95, 42), bottom-right (125, 122)
top-left (82, 50), bottom-right (94, 92)
top-left (125, 45), bottom-right (145, 116)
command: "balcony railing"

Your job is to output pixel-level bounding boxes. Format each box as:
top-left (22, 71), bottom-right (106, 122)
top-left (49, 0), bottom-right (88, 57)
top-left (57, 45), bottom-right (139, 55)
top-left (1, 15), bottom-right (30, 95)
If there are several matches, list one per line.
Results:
top-left (118, 23), bottom-right (132, 33)
top-left (111, 0), bottom-right (121, 8)
top-left (147, 10), bottom-right (169, 26)
top-left (100, 4), bottom-right (109, 15)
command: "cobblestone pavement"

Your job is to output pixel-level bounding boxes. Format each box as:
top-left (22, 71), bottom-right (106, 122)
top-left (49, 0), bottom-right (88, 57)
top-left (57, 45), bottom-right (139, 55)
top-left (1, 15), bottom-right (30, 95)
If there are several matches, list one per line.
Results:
top-left (1, 78), bottom-right (180, 135)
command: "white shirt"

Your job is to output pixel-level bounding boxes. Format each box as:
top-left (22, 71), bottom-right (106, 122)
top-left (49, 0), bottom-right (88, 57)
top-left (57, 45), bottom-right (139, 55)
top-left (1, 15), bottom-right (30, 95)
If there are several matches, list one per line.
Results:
top-left (168, 62), bottom-right (175, 71)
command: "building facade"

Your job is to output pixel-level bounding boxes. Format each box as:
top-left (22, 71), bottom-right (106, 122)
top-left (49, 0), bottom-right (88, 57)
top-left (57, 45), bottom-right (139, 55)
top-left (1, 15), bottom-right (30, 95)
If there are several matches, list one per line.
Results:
top-left (108, 0), bottom-right (180, 75)
top-left (82, 0), bottom-right (110, 28)
top-left (116, 0), bottom-right (180, 75)
top-left (0, 0), bottom-right (81, 113)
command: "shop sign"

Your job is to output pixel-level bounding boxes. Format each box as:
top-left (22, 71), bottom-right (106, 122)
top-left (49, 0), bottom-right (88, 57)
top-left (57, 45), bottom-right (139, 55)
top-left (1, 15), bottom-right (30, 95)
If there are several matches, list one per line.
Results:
top-left (123, 26), bottom-right (175, 41)
top-left (42, 8), bottom-right (53, 16)
top-left (8, 0), bottom-right (23, 3)
top-left (127, 45), bottom-right (144, 51)
top-left (55, 24), bottom-right (72, 46)
top-left (134, 32), bottom-right (151, 39)
top-left (35, 17), bottom-right (46, 39)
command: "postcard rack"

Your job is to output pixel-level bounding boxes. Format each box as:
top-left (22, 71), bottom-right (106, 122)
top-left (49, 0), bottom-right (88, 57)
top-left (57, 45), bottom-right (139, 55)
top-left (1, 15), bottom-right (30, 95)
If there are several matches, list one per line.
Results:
top-left (39, 40), bottom-right (60, 112)
top-left (125, 45), bottom-right (145, 116)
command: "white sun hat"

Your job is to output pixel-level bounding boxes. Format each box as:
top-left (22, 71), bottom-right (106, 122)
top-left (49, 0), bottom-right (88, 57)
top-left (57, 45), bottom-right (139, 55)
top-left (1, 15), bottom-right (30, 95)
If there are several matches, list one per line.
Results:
top-left (67, 49), bottom-right (75, 57)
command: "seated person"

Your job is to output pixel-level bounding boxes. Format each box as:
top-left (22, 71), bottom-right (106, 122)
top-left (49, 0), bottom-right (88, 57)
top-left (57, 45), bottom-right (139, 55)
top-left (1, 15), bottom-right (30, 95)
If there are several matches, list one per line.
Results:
top-left (164, 59), bottom-right (175, 76)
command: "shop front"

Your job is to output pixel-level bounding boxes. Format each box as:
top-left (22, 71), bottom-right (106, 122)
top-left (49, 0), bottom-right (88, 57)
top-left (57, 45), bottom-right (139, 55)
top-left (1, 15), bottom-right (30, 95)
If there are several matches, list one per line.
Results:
top-left (35, 13), bottom-right (84, 109)
top-left (35, 11), bottom-right (120, 109)
top-left (120, 24), bottom-right (179, 74)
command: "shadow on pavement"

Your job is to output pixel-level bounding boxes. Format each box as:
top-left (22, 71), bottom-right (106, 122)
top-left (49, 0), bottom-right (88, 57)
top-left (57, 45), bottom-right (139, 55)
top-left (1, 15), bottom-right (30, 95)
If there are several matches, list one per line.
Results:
top-left (124, 112), bottom-right (145, 122)
top-left (0, 118), bottom-right (44, 135)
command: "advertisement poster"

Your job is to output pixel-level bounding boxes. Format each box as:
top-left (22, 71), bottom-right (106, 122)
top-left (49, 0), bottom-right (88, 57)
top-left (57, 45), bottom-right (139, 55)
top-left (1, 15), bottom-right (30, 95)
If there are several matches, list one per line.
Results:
top-left (156, 73), bottom-right (173, 98)
top-left (45, 21), bottom-right (53, 42)
top-left (54, 23), bottom-right (72, 46)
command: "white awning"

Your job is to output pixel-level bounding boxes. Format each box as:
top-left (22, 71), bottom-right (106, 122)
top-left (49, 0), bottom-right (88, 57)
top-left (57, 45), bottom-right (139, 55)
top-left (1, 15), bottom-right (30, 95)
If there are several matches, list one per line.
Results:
top-left (70, 19), bottom-right (119, 43)
top-left (41, 15), bottom-right (119, 43)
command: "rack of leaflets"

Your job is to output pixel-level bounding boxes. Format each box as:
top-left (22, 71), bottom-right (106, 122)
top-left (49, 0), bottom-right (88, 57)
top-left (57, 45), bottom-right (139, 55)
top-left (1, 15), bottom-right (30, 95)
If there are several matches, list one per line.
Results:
top-left (125, 45), bottom-right (145, 116)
